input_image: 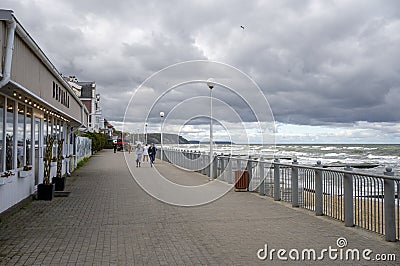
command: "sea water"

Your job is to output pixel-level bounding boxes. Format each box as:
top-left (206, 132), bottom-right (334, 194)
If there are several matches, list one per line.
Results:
top-left (166, 143), bottom-right (400, 177)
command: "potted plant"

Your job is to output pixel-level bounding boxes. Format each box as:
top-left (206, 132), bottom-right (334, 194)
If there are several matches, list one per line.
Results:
top-left (0, 170), bottom-right (14, 185)
top-left (37, 135), bottom-right (55, 200)
top-left (52, 139), bottom-right (65, 191)
top-left (50, 156), bottom-right (57, 179)
top-left (19, 165), bottom-right (33, 178)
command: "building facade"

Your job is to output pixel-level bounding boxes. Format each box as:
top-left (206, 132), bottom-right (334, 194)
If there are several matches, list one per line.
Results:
top-left (0, 10), bottom-right (89, 213)
top-left (77, 81), bottom-right (103, 133)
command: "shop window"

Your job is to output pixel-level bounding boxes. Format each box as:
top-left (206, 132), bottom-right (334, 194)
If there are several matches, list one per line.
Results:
top-left (17, 103), bottom-right (24, 168)
top-left (0, 96), bottom-right (3, 172)
top-left (26, 107), bottom-right (32, 165)
top-left (6, 99), bottom-right (14, 170)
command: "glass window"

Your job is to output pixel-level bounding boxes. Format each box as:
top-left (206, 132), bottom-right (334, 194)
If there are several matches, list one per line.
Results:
top-left (6, 99), bottom-right (14, 170)
top-left (34, 117), bottom-right (40, 185)
top-left (17, 103), bottom-right (24, 168)
top-left (53, 82), bottom-right (56, 98)
top-left (53, 118), bottom-right (57, 158)
top-left (43, 115), bottom-right (48, 140)
top-left (26, 107), bottom-right (32, 165)
top-left (0, 96), bottom-right (4, 172)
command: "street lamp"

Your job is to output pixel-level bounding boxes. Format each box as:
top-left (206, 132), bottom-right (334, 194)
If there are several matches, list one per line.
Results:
top-left (160, 112), bottom-right (164, 161)
top-left (207, 78), bottom-right (215, 179)
top-left (145, 123), bottom-right (148, 144)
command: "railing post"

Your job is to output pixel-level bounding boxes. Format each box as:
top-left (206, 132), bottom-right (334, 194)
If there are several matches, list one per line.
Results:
top-left (259, 158), bottom-right (265, 196)
top-left (212, 153), bottom-right (218, 179)
top-left (201, 153), bottom-right (206, 175)
top-left (197, 151), bottom-right (201, 173)
top-left (220, 154), bottom-right (225, 181)
top-left (188, 150), bottom-right (192, 170)
top-left (384, 167), bottom-right (396, 242)
top-left (201, 153), bottom-right (207, 175)
top-left (206, 154), bottom-right (211, 178)
top-left (182, 150), bottom-right (185, 168)
top-left (189, 150), bottom-right (193, 170)
top-left (343, 165), bottom-right (354, 227)
top-left (227, 155), bottom-right (233, 184)
top-left (291, 158), bottom-right (299, 207)
top-left (247, 156), bottom-right (252, 190)
top-left (315, 161), bottom-right (323, 216)
top-left (274, 158), bottom-right (280, 201)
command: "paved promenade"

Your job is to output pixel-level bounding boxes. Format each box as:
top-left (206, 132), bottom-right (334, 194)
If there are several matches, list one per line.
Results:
top-left (0, 150), bottom-right (398, 265)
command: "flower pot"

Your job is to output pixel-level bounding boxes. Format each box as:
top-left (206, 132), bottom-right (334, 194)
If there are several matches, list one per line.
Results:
top-left (50, 162), bottom-right (57, 178)
top-left (19, 170), bottom-right (33, 178)
top-left (37, 183), bottom-right (54, 200)
top-left (52, 176), bottom-right (66, 191)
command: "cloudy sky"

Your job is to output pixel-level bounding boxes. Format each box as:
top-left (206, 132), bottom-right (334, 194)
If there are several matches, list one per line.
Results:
top-left (2, 0), bottom-right (400, 143)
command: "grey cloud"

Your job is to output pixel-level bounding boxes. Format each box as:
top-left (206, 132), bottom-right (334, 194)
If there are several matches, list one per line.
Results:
top-left (1, 0), bottom-right (400, 132)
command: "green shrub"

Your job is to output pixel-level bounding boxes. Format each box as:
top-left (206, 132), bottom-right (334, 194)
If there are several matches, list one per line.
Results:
top-left (76, 157), bottom-right (90, 169)
top-left (83, 132), bottom-right (107, 153)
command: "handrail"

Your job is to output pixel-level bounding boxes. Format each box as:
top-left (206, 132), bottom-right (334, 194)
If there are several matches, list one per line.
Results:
top-left (158, 147), bottom-right (399, 241)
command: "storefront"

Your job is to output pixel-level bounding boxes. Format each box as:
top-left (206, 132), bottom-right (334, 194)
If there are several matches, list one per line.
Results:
top-left (0, 10), bottom-right (89, 213)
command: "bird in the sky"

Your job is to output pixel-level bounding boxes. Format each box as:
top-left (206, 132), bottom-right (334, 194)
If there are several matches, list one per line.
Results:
top-left (240, 25), bottom-right (245, 30)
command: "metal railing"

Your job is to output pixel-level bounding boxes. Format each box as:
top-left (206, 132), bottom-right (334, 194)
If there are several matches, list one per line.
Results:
top-left (158, 148), bottom-right (400, 242)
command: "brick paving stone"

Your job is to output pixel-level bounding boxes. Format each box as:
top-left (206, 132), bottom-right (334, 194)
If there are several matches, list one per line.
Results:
top-left (0, 149), bottom-right (398, 265)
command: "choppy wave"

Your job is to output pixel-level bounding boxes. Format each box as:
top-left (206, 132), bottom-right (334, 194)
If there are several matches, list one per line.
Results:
top-left (168, 143), bottom-right (400, 176)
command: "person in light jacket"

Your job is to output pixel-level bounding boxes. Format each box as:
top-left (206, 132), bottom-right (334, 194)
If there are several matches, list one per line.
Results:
top-left (135, 143), bottom-right (143, 167)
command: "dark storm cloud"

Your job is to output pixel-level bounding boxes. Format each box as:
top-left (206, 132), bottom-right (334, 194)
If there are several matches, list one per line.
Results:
top-left (1, 0), bottom-right (400, 130)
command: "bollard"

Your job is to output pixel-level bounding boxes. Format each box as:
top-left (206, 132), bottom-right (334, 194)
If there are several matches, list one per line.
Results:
top-left (247, 156), bottom-right (252, 190)
top-left (343, 165), bottom-right (354, 227)
top-left (259, 158), bottom-right (265, 196)
top-left (274, 158), bottom-right (280, 201)
top-left (384, 167), bottom-right (396, 242)
top-left (315, 161), bottom-right (323, 216)
top-left (291, 159), bottom-right (299, 207)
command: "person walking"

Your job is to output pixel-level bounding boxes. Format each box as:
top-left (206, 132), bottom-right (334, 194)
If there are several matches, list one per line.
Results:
top-left (135, 143), bottom-right (143, 167)
top-left (143, 144), bottom-right (149, 163)
top-left (148, 143), bottom-right (157, 167)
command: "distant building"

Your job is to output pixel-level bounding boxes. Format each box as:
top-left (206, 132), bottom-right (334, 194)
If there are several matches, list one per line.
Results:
top-left (65, 77), bottom-right (104, 133)
top-left (77, 81), bottom-right (103, 133)
top-left (103, 121), bottom-right (114, 141)
top-left (65, 76), bottom-right (82, 97)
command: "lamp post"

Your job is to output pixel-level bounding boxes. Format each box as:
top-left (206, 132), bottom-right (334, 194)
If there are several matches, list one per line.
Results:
top-left (145, 123), bottom-right (148, 144)
top-left (207, 78), bottom-right (215, 179)
top-left (160, 112), bottom-right (164, 161)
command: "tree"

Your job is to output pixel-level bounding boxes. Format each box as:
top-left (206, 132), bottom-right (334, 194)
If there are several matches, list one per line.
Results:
top-left (83, 132), bottom-right (107, 153)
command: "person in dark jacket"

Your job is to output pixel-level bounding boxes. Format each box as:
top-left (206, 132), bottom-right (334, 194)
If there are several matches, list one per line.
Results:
top-left (148, 143), bottom-right (157, 167)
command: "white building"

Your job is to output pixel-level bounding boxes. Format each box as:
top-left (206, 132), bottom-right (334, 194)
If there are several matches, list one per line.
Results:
top-left (0, 10), bottom-right (89, 214)
top-left (76, 81), bottom-right (104, 133)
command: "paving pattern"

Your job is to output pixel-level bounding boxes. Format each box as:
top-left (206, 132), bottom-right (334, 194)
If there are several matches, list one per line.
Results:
top-left (0, 150), bottom-right (398, 265)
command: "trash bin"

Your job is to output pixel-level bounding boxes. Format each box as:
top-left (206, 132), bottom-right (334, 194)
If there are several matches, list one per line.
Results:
top-left (234, 170), bottom-right (248, 191)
